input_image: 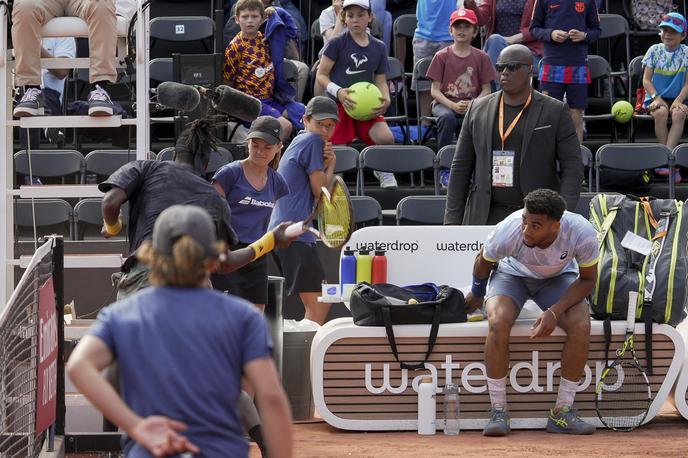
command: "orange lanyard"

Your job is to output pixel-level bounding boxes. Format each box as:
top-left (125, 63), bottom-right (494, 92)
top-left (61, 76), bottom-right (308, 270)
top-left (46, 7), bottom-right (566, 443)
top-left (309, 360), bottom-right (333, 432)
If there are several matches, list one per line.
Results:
top-left (498, 91), bottom-right (532, 150)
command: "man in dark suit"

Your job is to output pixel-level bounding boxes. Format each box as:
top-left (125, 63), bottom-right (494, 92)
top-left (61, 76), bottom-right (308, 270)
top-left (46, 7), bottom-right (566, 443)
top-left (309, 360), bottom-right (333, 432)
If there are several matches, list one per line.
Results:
top-left (444, 44), bottom-right (583, 225)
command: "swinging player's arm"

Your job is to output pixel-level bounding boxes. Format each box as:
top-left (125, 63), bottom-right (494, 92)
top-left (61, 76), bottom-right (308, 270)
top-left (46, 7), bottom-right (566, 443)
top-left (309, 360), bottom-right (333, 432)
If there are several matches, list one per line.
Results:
top-left (217, 223), bottom-right (295, 273)
top-left (101, 187), bottom-right (128, 238)
top-left (531, 264), bottom-right (597, 338)
top-left (464, 248), bottom-right (496, 312)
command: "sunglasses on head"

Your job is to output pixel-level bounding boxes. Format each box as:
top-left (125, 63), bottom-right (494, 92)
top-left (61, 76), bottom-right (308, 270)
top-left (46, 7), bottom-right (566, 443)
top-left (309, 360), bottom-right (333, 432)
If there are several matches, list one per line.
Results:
top-left (661, 15), bottom-right (685, 28)
top-left (495, 62), bottom-right (530, 72)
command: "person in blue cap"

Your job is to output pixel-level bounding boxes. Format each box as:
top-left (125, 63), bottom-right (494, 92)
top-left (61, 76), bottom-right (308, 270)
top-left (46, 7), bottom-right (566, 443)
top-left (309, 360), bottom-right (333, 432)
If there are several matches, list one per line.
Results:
top-left (642, 11), bottom-right (688, 183)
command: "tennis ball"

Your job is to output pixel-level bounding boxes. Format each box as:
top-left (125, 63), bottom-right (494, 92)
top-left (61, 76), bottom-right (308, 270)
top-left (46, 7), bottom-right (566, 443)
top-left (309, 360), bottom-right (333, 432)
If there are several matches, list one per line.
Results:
top-left (408, 298), bottom-right (418, 304)
top-left (346, 82), bottom-right (382, 121)
top-left (612, 100), bottom-right (634, 124)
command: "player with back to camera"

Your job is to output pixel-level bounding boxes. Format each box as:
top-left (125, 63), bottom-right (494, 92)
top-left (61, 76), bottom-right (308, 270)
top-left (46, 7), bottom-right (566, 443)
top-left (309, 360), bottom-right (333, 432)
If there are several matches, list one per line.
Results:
top-left (465, 189), bottom-right (599, 436)
top-left (315, 0), bottom-right (398, 189)
top-left (68, 205), bottom-right (293, 458)
top-left (211, 116), bottom-right (289, 311)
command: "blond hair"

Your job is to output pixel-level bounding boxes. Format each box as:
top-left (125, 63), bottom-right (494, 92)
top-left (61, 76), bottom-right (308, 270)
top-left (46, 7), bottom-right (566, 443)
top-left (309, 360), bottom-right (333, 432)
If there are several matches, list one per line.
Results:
top-left (137, 235), bottom-right (226, 287)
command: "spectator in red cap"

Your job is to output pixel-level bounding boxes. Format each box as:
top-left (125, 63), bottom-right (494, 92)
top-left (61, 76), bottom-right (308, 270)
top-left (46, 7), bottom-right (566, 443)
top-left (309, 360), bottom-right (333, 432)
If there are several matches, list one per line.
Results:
top-left (426, 8), bottom-right (496, 187)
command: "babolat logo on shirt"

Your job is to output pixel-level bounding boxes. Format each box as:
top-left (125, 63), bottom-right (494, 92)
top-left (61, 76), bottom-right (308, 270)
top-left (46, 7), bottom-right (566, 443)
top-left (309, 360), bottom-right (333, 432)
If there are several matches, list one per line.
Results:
top-left (238, 196), bottom-right (275, 208)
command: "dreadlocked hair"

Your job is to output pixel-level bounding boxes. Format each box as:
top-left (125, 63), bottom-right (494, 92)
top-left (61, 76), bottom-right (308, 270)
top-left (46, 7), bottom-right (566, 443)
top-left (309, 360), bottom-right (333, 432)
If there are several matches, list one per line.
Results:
top-left (175, 118), bottom-right (219, 169)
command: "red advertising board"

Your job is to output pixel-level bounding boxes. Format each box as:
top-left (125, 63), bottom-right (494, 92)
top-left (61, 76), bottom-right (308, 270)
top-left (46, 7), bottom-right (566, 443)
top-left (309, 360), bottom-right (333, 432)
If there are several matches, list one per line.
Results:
top-left (35, 276), bottom-right (57, 436)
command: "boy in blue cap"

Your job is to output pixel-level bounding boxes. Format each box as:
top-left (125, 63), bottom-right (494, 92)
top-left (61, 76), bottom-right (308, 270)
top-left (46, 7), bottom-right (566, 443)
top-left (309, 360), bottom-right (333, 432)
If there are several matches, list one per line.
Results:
top-left (642, 12), bottom-right (688, 183)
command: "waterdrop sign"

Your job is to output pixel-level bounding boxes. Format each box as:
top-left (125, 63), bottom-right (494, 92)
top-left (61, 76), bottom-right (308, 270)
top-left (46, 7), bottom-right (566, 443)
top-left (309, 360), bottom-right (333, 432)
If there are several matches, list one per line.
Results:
top-left (36, 277), bottom-right (58, 436)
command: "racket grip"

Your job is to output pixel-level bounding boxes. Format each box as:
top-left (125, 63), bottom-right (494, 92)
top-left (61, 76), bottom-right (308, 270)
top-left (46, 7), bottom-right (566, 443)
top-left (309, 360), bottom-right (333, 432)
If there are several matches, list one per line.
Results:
top-left (284, 221), bottom-right (305, 238)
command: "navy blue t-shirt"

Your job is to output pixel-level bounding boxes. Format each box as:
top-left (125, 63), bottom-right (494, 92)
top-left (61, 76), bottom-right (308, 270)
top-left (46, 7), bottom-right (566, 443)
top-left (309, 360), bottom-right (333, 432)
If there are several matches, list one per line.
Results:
top-left (268, 131), bottom-right (325, 244)
top-left (212, 161), bottom-right (289, 244)
top-left (322, 31), bottom-right (389, 90)
top-left (89, 287), bottom-right (273, 458)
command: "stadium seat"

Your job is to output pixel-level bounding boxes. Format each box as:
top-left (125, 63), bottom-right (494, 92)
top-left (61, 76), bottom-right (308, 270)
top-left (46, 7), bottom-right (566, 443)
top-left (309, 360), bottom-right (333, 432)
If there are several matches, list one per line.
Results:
top-left (581, 145), bottom-right (594, 192)
top-left (74, 198), bottom-right (129, 240)
top-left (671, 144), bottom-right (688, 199)
top-left (385, 57), bottom-right (411, 144)
top-left (595, 143), bottom-right (672, 194)
top-left (84, 150), bottom-right (154, 183)
top-left (157, 146), bottom-right (233, 177)
top-left (435, 144), bottom-right (456, 194)
top-left (333, 146), bottom-right (360, 194)
top-left (598, 14), bottom-right (630, 77)
top-left (14, 150), bottom-right (85, 185)
top-left (628, 55), bottom-right (653, 142)
top-left (412, 56), bottom-right (438, 145)
top-left (14, 198), bottom-right (73, 241)
top-left (309, 19), bottom-right (322, 65)
top-left (583, 55), bottom-right (617, 141)
top-left (359, 145), bottom-right (436, 196)
top-left (149, 16), bottom-right (215, 57)
top-left (392, 14), bottom-right (417, 75)
top-left (351, 196), bottom-right (383, 227)
top-left (396, 195), bottom-right (447, 225)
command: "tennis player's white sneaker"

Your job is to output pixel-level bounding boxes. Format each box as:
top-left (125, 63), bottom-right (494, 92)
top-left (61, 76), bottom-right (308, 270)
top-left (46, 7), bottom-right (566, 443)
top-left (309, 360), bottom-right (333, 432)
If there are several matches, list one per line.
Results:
top-left (483, 406), bottom-right (510, 436)
top-left (546, 405), bottom-right (595, 434)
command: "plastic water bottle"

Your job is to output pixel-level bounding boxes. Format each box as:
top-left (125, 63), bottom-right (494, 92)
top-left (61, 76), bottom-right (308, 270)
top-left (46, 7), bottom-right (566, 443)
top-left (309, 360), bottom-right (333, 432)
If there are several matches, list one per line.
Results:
top-left (340, 246), bottom-right (357, 289)
top-left (418, 376), bottom-right (436, 435)
top-left (371, 250), bottom-right (387, 284)
top-left (356, 249), bottom-right (372, 283)
top-left (443, 383), bottom-right (460, 435)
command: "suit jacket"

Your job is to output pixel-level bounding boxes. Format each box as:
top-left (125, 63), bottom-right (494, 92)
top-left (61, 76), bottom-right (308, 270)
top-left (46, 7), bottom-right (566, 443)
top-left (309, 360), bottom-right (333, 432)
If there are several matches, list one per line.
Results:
top-left (444, 90), bottom-right (583, 225)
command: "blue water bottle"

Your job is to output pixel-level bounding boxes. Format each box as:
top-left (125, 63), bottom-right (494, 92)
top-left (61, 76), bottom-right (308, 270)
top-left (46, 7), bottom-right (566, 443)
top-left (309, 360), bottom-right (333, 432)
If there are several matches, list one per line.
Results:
top-left (340, 246), bottom-right (357, 289)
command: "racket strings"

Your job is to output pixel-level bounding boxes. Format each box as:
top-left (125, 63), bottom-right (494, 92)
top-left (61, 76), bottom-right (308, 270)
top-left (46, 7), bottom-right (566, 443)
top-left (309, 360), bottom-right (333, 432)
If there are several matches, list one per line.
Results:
top-left (318, 182), bottom-right (353, 247)
top-left (597, 360), bottom-right (651, 430)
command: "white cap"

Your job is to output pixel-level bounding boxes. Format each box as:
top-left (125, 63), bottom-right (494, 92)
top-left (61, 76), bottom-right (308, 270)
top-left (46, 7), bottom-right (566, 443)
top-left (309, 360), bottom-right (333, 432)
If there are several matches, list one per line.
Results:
top-left (342, 0), bottom-right (371, 10)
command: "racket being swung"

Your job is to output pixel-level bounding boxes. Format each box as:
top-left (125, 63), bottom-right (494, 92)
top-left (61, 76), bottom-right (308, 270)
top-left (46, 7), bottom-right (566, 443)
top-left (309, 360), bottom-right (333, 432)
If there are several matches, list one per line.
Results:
top-left (283, 175), bottom-right (354, 248)
top-left (595, 290), bottom-right (652, 431)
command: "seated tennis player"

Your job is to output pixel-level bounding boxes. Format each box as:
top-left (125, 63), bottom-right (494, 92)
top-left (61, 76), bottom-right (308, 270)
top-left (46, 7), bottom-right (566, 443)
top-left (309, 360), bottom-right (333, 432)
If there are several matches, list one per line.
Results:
top-left (67, 205), bottom-right (293, 458)
top-left (465, 189), bottom-right (599, 436)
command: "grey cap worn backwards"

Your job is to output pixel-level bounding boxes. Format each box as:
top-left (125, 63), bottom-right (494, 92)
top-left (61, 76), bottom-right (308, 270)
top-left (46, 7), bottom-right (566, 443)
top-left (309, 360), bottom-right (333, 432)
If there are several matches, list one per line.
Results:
top-left (246, 116), bottom-right (282, 145)
top-left (305, 96), bottom-right (340, 122)
top-left (152, 205), bottom-right (218, 258)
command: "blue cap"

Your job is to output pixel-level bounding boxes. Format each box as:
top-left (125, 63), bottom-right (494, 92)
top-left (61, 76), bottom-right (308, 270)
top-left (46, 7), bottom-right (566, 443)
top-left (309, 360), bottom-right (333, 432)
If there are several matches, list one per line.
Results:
top-left (659, 12), bottom-right (687, 33)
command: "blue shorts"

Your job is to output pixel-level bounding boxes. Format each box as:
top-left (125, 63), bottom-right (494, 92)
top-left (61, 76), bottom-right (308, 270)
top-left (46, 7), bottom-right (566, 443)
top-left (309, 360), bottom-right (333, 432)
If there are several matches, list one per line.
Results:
top-left (539, 81), bottom-right (588, 110)
top-left (485, 271), bottom-right (578, 311)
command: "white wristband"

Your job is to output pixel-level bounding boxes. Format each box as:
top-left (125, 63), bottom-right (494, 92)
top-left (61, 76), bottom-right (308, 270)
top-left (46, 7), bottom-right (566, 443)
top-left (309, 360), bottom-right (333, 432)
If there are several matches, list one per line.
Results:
top-left (326, 82), bottom-right (342, 99)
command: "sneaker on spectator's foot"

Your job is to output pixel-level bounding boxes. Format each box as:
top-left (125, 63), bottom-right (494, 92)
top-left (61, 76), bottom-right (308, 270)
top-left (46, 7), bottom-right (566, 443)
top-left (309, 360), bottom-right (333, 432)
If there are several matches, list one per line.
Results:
top-left (374, 171), bottom-right (398, 189)
top-left (439, 169), bottom-right (450, 189)
top-left (545, 405), bottom-right (595, 435)
top-left (87, 85), bottom-right (115, 116)
top-left (675, 170), bottom-right (682, 184)
top-left (655, 167), bottom-right (671, 176)
top-left (483, 406), bottom-right (510, 436)
top-left (13, 88), bottom-right (45, 117)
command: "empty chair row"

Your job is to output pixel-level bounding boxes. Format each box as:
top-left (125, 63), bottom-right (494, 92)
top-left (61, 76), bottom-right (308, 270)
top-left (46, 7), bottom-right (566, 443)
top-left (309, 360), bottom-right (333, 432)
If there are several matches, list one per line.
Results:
top-left (14, 198), bottom-right (129, 241)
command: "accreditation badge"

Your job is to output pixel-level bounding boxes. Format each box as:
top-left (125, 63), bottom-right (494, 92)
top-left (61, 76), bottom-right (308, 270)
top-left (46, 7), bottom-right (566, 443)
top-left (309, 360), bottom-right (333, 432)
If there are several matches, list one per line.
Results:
top-left (492, 150), bottom-right (515, 187)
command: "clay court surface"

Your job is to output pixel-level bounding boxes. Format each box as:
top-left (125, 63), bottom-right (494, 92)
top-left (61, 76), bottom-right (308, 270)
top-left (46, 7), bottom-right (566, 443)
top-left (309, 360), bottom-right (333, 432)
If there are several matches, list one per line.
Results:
top-left (68, 403), bottom-right (688, 457)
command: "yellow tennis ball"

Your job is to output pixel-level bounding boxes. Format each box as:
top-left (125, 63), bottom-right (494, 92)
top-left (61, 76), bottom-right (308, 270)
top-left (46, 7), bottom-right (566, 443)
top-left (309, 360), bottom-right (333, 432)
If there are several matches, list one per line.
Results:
top-left (346, 82), bottom-right (382, 121)
top-left (408, 298), bottom-right (418, 304)
top-left (612, 100), bottom-right (633, 124)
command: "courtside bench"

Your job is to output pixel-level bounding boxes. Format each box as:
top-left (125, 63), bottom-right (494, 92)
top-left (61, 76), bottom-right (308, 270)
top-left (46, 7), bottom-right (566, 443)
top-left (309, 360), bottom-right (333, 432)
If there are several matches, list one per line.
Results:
top-left (311, 226), bottom-right (687, 431)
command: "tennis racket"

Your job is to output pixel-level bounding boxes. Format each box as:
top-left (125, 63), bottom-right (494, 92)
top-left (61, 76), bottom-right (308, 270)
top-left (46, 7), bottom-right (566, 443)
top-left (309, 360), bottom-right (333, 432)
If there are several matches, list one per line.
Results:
top-left (595, 290), bottom-right (652, 431)
top-left (284, 175), bottom-right (354, 248)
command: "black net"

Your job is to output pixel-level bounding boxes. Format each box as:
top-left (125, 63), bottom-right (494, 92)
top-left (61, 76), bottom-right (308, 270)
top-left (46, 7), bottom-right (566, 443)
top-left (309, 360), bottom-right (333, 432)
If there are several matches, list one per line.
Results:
top-left (0, 238), bottom-right (61, 457)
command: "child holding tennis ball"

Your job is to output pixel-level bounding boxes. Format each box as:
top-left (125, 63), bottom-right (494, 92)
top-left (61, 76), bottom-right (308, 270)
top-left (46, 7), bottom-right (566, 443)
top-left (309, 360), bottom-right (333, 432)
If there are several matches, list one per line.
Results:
top-left (268, 96), bottom-right (339, 325)
top-left (316, 0), bottom-right (398, 189)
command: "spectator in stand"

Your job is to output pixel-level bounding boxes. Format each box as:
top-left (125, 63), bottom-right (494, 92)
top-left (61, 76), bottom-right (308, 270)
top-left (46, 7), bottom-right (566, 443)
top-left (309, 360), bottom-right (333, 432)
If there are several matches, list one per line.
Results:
top-left (412, 0), bottom-right (458, 128)
top-left (464, 0), bottom-right (543, 76)
top-left (316, 0), bottom-right (398, 189)
top-left (224, 0), bottom-right (310, 102)
top-left (12, 0), bottom-right (122, 118)
top-left (642, 12), bottom-right (688, 183)
top-left (224, 0), bottom-right (306, 141)
top-left (427, 8), bottom-right (496, 188)
top-left (530, 0), bottom-right (601, 143)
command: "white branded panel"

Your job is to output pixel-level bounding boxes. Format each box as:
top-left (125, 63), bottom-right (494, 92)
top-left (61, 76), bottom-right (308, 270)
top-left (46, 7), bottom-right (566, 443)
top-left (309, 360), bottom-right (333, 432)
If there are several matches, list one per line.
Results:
top-left (345, 225), bottom-right (494, 288)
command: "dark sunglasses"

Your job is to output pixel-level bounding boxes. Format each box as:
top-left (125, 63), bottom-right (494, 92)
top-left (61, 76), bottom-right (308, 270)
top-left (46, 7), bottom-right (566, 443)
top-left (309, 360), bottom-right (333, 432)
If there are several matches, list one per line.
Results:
top-left (495, 62), bottom-right (531, 72)
top-left (661, 15), bottom-right (686, 28)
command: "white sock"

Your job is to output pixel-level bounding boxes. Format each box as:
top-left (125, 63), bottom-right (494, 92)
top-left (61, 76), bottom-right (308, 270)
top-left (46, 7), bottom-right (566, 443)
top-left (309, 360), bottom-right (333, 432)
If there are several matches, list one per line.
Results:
top-left (555, 377), bottom-right (579, 411)
top-left (487, 376), bottom-right (507, 409)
